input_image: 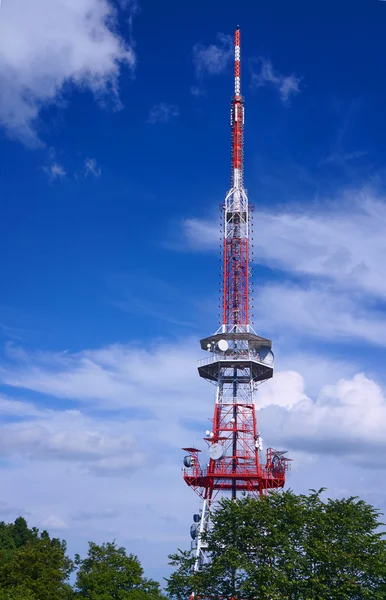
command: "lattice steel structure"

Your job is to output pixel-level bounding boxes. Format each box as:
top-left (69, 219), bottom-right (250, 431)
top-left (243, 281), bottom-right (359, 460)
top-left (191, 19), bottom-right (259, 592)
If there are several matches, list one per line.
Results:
top-left (182, 27), bottom-right (291, 577)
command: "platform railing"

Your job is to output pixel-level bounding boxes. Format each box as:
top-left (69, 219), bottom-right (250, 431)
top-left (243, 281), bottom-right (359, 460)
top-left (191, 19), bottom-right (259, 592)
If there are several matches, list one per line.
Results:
top-left (197, 353), bottom-right (271, 368)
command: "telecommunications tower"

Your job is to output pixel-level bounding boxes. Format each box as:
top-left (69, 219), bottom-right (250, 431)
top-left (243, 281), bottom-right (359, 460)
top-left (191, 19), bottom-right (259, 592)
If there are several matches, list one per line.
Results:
top-left (182, 27), bottom-right (291, 572)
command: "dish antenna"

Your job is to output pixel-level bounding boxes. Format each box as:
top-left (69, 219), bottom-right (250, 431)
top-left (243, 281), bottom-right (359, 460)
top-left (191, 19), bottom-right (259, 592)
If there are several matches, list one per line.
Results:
top-left (217, 339), bottom-right (229, 352)
top-left (209, 443), bottom-right (225, 461)
top-left (259, 348), bottom-right (274, 366)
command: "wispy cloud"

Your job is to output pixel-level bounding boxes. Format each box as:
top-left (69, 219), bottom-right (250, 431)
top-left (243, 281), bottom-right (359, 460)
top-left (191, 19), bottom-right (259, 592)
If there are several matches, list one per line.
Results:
top-left (254, 282), bottom-right (386, 347)
top-left (42, 515), bottom-right (68, 530)
top-left (181, 185), bottom-right (386, 348)
top-left (251, 58), bottom-right (301, 104)
top-left (320, 150), bottom-right (368, 165)
top-left (319, 101), bottom-right (367, 167)
top-left (147, 103), bottom-right (179, 124)
top-left (190, 85), bottom-right (205, 97)
top-left (183, 189), bottom-right (386, 300)
top-left (84, 157), bottom-right (101, 178)
top-left (42, 162), bottom-right (66, 182)
top-left (0, 0), bottom-right (136, 145)
top-left (192, 33), bottom-right (233, 78)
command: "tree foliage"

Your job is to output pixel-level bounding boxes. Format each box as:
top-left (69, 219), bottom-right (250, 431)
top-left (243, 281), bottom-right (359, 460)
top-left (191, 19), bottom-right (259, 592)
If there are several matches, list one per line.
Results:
top-left (0, 518), bottom-right (165, 600)
top-left (74, 540), bottom-right (165, 600)
top-left (167, 489), bottom-right (386, 600)
top-left (0, 517), bottom-right (73, 600)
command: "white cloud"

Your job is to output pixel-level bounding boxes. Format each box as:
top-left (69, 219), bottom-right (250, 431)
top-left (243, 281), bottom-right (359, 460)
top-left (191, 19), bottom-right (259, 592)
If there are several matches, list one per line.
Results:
top-left (0, 340), bottom-right (381, 469)
top-left (0, 341), bottom-right (202, 412)
top-left (181, 188), bottom-right (386, 347)
top-left (251, 192), bottom-right (386, 300)
top-left (0, 338), bottom-right (386, 578)
top-left (320, 150), bottom-right (368, 166)
top-left (251, 58), bottom-right (301, 103)
top-left (0, 408), bottom-right (148, 476)
top-left (147, 103), bottom-right (179, 124)
top-left (0, 340), bottom-right (212, 462)
top-left (84, 157), bottom-right (101, 178)
top-left (254, 282), bottom-right (386, 347)
top-left (192, 33), bottom-right (233, 77)
top-left (42, 515), bottom-right (68, 530)
top-left (183, 217), bottom-right (218, 250)
top-left (43, 162), bottom-right (66, 182)
top-left (0, 0), bottom-right (135, 145)
top-left (258, 371), bottom-right (386, 467)
top-left (0, 394), bottom-right (43, 417)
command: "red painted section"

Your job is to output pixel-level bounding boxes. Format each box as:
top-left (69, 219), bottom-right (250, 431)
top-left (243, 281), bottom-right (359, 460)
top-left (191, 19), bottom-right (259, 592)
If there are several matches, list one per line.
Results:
top-left (183, 405), bottom-right (290, 501)
top-left (222, 235), bottom-right (248, 326)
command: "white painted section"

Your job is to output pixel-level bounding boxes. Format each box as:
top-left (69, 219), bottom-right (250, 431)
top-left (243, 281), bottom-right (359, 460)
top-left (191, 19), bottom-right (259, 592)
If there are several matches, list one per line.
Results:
top-left (193, 499), bottom-right (209, 572)
top-left (233, 168), bottom-right (240, 189)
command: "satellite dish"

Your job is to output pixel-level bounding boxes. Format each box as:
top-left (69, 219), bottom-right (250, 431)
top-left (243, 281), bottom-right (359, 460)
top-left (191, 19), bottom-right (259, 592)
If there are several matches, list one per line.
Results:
top-left (183, 456), bottom-right (193, 468)
top-left (209, 443), bottom-right (225, 461)
top-left (190, 524), bottom-right (198, 539)
top-left (217, 339), bottom-right (229, 352)
top-left (259, 348), bottom-right (274, 366)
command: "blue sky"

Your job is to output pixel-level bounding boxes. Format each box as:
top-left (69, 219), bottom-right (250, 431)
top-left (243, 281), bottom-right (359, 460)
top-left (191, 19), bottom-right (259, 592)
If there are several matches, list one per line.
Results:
top-left (2, 0), bottom-right (386, 585)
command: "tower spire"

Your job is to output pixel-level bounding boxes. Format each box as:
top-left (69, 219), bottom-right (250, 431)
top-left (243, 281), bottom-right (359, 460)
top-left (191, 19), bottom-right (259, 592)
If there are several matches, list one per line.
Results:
top-left (231, 26), bottom-right (244, 191)
top-left (181, 27), bottom-right (291, 583)
top-left (223, 26), bottom-right (248, 327)
top-left (234, 26), bottom-right (241, 97)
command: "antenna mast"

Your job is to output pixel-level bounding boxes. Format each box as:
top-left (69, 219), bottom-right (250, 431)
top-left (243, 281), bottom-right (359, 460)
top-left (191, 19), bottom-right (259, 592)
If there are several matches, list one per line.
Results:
top-left (181, 27), bottom-right (291, 585)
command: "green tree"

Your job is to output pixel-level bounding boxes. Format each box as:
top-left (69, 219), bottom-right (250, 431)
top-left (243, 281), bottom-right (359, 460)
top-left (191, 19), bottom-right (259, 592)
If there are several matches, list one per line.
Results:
top-left (74, 540), bottom-right (165, 600)
top-left (0, 517), bottom-right (74, 600)
top-left (0, 586), bottom-right (38, 600)
top-left (167, 489), bottom-right (386, 599)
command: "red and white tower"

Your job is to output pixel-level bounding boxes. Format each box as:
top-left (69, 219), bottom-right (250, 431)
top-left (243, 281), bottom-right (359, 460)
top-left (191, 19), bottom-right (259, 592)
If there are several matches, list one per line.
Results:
top-left (182, 27), bottom-right (291, 572)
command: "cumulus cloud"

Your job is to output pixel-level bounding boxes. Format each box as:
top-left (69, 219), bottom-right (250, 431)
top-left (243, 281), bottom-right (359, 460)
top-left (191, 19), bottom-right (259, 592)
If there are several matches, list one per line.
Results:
top-left (251, 58), bottom-right (301, 103)
top-left (192, 33), bottom-right (233, 78)
top-left (0, 0), bottom-right (135, 144)
top-left (258, 371), bottom-right (386, 467)
top-left (147, 103), bottom-right (179, 124)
